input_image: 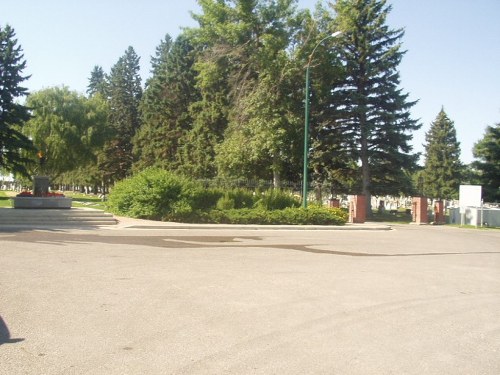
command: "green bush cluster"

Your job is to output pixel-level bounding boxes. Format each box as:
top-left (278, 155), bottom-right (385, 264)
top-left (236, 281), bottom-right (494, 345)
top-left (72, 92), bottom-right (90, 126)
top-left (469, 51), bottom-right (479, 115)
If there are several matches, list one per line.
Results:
top-left (106, 168), bottom-right (197, 220)
top-left (166, 207), bottom-right (347, 225)
top-left (106, 168), bottom-right (347, 225)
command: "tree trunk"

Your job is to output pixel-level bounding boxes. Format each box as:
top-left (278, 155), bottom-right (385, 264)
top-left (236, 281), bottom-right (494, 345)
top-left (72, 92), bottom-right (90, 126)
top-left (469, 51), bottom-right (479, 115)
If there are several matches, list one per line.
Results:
top-left (360, 109), bottom-right (372, 217)
top-left (360, 137), bottom-right (372, 217)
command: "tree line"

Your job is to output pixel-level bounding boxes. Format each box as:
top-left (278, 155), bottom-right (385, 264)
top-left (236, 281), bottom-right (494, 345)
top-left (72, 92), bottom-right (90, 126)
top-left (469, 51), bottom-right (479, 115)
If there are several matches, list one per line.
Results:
top-left (1, 0), bottom-right (499, 206)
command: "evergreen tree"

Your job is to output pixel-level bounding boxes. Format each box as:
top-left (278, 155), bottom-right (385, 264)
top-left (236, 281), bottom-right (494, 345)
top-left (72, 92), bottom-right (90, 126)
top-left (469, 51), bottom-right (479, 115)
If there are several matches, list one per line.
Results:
top-left (307, 5), bottom-right (357, 195)
top-left (133, 33), bottom-right (199, 172)
top-left (472, 123), bottom-right (500, 202)
top-left (0, 24), bottom-right (34, 177)
top-left (422, 108), bottom-right (462, 199)
top-left (101, 46), bottom-right (142, 182)
top-left (86, 65), bottom-right (108, 97)
top-left (180, 0), bottom-right (233, 178)
top-left (316, 0), bottom-right (420, 213)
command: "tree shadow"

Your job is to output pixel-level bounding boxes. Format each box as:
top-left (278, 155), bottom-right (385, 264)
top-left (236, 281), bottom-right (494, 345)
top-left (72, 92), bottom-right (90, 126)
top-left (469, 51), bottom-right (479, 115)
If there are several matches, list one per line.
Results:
top-left (0, 315), bottom-right (24, 345)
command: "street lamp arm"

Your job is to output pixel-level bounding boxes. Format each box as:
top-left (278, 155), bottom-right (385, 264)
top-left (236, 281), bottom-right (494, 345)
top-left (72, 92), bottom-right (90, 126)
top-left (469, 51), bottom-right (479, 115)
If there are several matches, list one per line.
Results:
top-left (307, 31), bottom-right (343, 67)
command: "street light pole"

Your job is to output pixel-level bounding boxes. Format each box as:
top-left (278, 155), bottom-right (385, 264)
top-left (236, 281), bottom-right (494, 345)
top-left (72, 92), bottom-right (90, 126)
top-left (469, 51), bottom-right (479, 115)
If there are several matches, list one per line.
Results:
top-left (302, 31), bottom-right (342, 208)
top-left (302, 65), bottom-right (311, 208)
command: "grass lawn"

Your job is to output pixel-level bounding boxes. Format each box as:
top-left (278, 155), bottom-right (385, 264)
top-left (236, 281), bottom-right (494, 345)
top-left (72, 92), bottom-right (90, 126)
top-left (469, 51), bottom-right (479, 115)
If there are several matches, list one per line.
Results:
top-left (60, 192), bottom-right (107, 210)
top-left (0, 191), bottom-right (15, 207)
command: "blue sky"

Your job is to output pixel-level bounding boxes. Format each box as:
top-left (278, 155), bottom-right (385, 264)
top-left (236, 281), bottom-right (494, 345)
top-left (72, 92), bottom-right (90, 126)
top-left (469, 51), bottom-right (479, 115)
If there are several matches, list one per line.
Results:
top-left (3, 0), bottom-right (500, 164)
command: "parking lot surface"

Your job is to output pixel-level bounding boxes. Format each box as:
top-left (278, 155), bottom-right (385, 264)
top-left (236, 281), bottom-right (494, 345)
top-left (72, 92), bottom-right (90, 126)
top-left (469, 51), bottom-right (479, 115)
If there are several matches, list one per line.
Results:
top-left (1, 222), bottom-right (499, 374)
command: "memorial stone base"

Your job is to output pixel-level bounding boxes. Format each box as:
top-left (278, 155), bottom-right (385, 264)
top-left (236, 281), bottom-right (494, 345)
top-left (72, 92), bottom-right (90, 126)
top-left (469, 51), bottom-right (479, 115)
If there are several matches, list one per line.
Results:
top-left (11, 175), bottom-right (72, 209)
top-left (11, 197), bottom-right (72, 209)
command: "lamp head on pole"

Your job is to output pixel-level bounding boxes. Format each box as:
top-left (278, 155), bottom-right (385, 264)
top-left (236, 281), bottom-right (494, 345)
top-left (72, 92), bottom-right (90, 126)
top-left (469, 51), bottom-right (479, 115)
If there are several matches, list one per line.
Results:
top-left (307, 31), bottom-right (343, 65)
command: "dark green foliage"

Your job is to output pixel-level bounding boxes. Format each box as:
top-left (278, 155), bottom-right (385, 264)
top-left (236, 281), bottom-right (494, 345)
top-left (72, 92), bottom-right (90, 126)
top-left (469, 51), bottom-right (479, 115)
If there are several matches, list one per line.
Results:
top-left (216, 193), bottom-right (236, 210)
top-left (472, 123), bottom-right (500, 202)
top-left (101, 46), bottom-right (142, 182)
top-left (215, 188), bottom-right (255, 210)
top-left (422, 109), bottom-right (462, 199)
top-left (188, 187), bottom-right (222, 211)
top-left (254, 189), bottom-right (301, 210)
top-left (313, 0), bottom-right (420, 211)
top-left (212, 0), bottom-right (306, 184)
top-left (167, 207), bottom-right (348, 225)
top-left (106, 168), bottom-right (345, 224)
top-left (133, 33), bottom-right (199, 172)
top-left (0, 24), bottom-right (34, 177)
top-left (86, 65), bottom-right (107, 97)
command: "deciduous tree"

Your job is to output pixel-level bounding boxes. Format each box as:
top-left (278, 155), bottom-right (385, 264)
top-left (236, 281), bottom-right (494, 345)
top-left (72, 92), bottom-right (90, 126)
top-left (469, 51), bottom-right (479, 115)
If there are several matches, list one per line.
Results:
top-left (24, 86), bottom-right (109, 180)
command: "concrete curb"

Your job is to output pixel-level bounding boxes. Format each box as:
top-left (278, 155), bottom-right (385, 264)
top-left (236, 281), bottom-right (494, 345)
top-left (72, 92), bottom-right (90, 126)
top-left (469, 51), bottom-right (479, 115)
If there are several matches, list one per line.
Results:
top-left (112, 216), bottom-right (392, 231)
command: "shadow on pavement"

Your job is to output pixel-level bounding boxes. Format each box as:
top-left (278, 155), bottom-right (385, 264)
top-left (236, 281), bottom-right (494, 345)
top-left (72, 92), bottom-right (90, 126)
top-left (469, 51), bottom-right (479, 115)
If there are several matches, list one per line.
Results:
top-left (0, 315), bottom-right (24, 345)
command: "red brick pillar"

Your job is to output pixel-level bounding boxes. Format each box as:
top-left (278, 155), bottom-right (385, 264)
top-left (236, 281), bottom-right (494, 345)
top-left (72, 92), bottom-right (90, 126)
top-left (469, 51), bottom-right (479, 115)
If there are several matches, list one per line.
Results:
top-left (349, 195), bottom-right (366, 223)
top-left (412, 197), bottom-right (428, 224)
top-left (434, 200), bottom-right (445, 224)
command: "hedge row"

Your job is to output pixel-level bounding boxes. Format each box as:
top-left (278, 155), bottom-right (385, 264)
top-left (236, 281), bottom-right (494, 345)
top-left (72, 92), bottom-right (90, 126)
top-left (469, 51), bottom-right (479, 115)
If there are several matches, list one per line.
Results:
top-left (166, 207), bottom-right (347, 225)
top-left (106, 168), bottom-right (347, 225)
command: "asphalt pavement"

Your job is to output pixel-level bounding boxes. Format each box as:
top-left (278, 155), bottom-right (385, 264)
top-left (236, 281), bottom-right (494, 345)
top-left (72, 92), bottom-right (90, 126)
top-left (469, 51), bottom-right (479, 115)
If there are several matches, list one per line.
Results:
top-left (1, 219), bottom-right (499, 374)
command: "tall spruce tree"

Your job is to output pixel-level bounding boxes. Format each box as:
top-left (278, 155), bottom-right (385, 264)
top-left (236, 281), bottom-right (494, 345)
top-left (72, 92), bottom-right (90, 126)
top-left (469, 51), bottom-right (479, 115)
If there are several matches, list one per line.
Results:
top-left (133, 33), bottom-right (199, 172)
top-left (0, 24), bottom-right (34, 177)
top-left (316, 0), bottom-right (420, 213)
top-left (422, 108), bottom-right (462, 199)
top-left (86, 65), bottom-right (108, 97)
top-left (472, 123), bottom-right (499, 202)
top-left (101, 46), bottom-right (142, 182)
top-left (180, 0), bottom-right (234, 178)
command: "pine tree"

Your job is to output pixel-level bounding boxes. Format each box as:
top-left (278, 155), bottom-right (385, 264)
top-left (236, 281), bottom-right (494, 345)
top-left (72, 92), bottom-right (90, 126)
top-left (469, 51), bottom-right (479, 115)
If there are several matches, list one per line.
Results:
top-left (86, 65), bottom-right (108, 97)
top-left (133, 33), bottom-right (199, 172)
top-left (101, 46), bottom-right (142, 182)
top-left (316, 0), bottom-right (420, 213)
top-left (180, 0), bottom-right (233, 178)
top-left (0, 24), bottom-right (34, 177)
top-left (422, 108), bottom-right (462, 199)
top-left (472, 123), bottom-right (500, 202)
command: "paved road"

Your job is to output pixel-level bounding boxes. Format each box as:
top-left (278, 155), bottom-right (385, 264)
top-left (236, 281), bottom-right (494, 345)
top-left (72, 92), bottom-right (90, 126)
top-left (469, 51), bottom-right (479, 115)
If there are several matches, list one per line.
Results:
top-left (1, 222), bottom-right (499, 374)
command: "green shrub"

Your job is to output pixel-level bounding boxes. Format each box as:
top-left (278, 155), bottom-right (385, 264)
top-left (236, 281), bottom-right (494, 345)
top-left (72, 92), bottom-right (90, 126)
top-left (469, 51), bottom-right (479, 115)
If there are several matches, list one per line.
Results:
top-left (254, 189), bottom-right (300, 210)
top-left (228, 188), bottom-right (255, 209)
top-left (167, 207), bottom-right (348, 225)
top-left (187, 186), bottom-right (222, 211)
top-left (107, 168), bottom-right (197, 220)
top-left (216, 193), bottom-right (235, 210)
top-left (107, 170), bottom-right (346, 225)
